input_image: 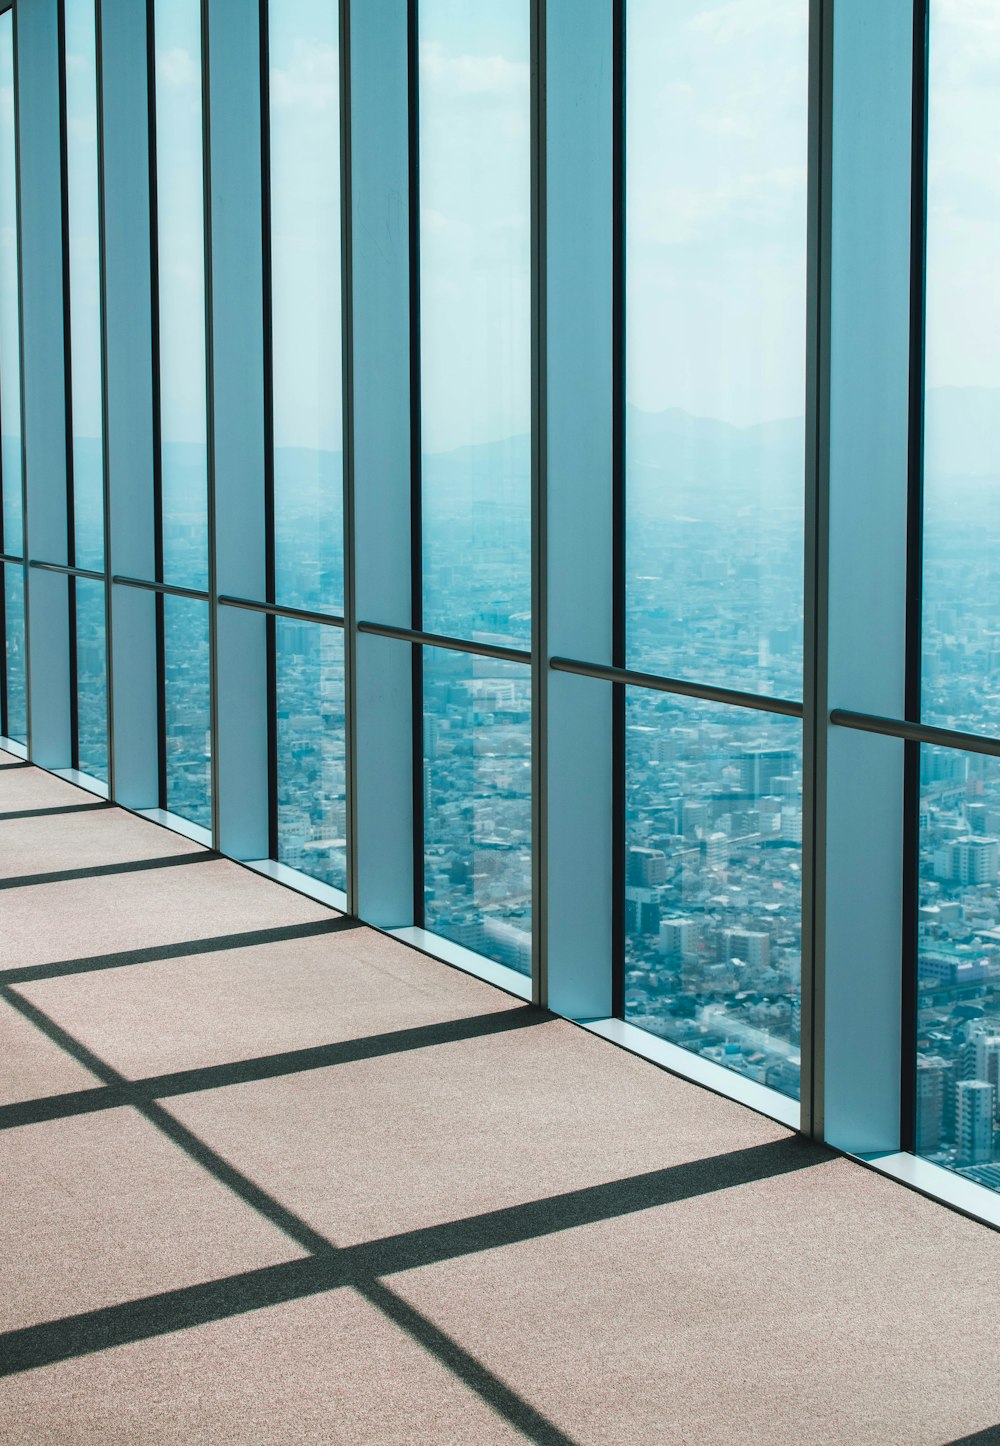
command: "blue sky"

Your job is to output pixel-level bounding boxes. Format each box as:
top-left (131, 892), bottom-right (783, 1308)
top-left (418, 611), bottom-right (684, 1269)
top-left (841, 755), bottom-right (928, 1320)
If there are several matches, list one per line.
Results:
top-left (3, 0), bottom-right (995, 454)
top-left (627, 0), bottom-right (808, 429)
top-left (925, 0), bottom-right (1000, 393)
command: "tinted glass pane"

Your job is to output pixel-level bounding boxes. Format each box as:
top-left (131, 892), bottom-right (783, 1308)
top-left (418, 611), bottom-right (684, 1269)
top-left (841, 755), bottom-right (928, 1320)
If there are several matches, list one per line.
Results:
top-left (423, 646), bottom-right (531, 974)
top-left (154, 0), bottom-right (208, 589)
top-left (916, 746), bottom-right (1000, 1188)
top-left (625, 0), bottom-right (807, 699)
top-left (163, 593), bottom-right (211, 829)
top-left (276, 617), bottom-right (346, 892)
top-left (75, 577), bottom-right (107, 781)
top-left (922, 0), bottom-right (1000, 738)
top-left (419, 0), bottom-right (531, 648)
top-left (269, 0), bottom-right (343, 615)
top-left (3, 563), bottom-right (25, 744)
top-left (0, 12), bottom-right (22, 556)
top-left (625, 689), bottom-right (802, 1098)
top-left (65, 0), bottom-right (104, 572)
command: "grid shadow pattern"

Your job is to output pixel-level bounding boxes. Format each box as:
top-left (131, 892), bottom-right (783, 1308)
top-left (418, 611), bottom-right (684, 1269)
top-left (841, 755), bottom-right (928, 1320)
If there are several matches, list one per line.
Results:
top-left (0, 841), bottom-right (825, 1443)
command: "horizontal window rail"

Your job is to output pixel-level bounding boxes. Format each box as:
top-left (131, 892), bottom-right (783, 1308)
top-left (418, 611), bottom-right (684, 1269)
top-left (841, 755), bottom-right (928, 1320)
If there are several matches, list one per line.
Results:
top-left (111, 574), bottom-right (209, 603)
top-left (357, 620), bottom-right (532, 665)
top-left (29, 559), bottom-right (105, 582)
top-left (219, 594), bottom-right (345, 628)
top-left (550, 656), bottom-right (804, 719)
top-left (831, 708), bottom-right (1000, 760)
top-left (0, 551), bottom-right (23, 566)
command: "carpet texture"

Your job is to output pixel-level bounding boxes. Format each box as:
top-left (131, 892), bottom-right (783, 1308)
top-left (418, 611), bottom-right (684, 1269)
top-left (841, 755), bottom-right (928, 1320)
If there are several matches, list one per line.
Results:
top-left (2, 751), bottom-right (999, 1445)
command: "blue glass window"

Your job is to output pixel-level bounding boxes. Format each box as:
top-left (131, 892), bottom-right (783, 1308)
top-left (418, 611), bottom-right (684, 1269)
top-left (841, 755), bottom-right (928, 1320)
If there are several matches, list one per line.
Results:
top-left (423, 645), bottom-right (532, 975)
top-left (276, 618), bottom-right (347, 892)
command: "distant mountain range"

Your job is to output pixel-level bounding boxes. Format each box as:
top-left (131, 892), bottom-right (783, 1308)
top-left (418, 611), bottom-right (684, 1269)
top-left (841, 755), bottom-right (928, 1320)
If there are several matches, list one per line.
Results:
top-left (924, 387), bottom-right (1000, 482)
top-left (21, 386), bottom-right (999, 535)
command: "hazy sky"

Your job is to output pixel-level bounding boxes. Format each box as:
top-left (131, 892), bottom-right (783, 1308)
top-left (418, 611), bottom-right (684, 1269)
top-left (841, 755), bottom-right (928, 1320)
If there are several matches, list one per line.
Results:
top-left (270, 0), bottom-right (343, 457)
top-left (627, 0), bottom-right (808, 429)
top-left (65, 0), bottom-right (103, 447)
top-left (4, 0), bottom-right (995, 454)
top-left (153, 0), bottom-right (207, 453)
top-left (419, 0), bottom-right (531, 454)
top-left (0, 16), bottom-right (19, 468)
top-left (925, 0), bottom-right (1000, 392)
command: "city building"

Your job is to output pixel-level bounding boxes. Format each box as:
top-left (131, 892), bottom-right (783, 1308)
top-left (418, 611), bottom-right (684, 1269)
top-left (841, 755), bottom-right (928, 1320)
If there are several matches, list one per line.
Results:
top-left (956, 1081), bottom-right (995, 1168)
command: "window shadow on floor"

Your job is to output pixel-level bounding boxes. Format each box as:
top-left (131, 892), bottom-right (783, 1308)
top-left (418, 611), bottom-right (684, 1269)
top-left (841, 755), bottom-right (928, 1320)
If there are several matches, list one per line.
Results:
top-left (0, 850), bottom-right (218, 890)
top-left (0, 801), bottom-right (114, 822)
top-left (0, 915), bottom-right (360, 985)
top-left (0, 1003), bottom-right (548, 1132)
top-left (0, 981), bottom-right (823, 1446)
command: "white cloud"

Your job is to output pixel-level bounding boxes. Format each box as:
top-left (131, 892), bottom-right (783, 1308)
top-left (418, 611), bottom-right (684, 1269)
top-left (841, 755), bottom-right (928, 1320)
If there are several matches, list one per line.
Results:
top-left (419, 40), bottom-right (528, 101)
top-left (271, 41), bottom-right (338, 113)
top-left (156, 47), bottom-right (198, 91)
top-left (687, 0), bottom-right (807, 43)
top-left (634, 165), bottom-right (805, 247)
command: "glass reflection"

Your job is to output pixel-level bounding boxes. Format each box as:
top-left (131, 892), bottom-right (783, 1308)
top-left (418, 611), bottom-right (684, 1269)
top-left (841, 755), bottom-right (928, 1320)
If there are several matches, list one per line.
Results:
top-left (275, 618), bottom-right (346, 892)
top-left (922, 0), bottom-right (1000, 738)
top-left (423, 646), bottom-right (531, 974)
top-left (153, 0), bottom-right (208, 589)
top-left (3, 564), bottom-right (25, 744)
top-left (269, 0), bottom-right (344, 615)
top-left (418, 0), bottom-right (531, 648)
top-left (917, 747), bottom-right (1000, 1190)
top-left (625, 689), bottom-right (802, 1098)
top-left (75, 577), bottom-right (107, 781)
top-left (65, 0), bottom-right (104, 571)
top-left (625, 0), bottom-right (807, 699)
top-left (163, 593), bottom-right (211, 829)
top-left (0, 11), bottom-right (22, 557)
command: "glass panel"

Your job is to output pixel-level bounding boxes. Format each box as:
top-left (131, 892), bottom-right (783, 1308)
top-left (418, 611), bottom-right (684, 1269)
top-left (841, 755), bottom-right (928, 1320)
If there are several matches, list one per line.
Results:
top-left (153, 0), bottom-right (208, 590)
top-left (625, 0), bottom-right (808, 699)
top-left (275, 617), bottom-right (347, 892)
top-left (75, 577), bottom-right (107, 781)
top-left (916, 746), bottom-right (1000, 1188)
top-left (2, 563), bottom-right (26, 744)
top-left (269, 0), bottom-right (344, 615)
top-left (0, 11), bottom-right (22, 557)
top-left (625, 689), bottom-right (802, 1099)
top-left (163, 593), bottom-right (211, 829)
top-left (65, 0), bottom-right (104, 572)
top-left (423, 646), bottom-right (531, 975)
top-left (922, 0), bottom-right (1000, 738)
top-left (418, 0), bottom-right (531, 648)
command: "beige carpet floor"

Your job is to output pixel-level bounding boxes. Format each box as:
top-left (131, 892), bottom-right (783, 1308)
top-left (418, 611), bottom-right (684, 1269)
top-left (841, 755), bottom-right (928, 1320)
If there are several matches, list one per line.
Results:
top-left (1, 751), bottom-right (999, 1445)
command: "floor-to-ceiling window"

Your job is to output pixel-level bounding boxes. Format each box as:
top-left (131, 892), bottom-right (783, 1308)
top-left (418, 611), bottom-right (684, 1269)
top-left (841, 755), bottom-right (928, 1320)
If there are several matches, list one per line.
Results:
top-left (915, 0), bottom-right (1000, 1188)
top-left (416, 0), bottom-right (532, 973)
top-left (65, 0), bottom-right (107, 782)
top-left (151, 0), bottom-right (211, 831)
top-left (12, 0), bottom-right (1000, 1227)
top-left (0, 7), bottom-right (24, 749)
top-left (268, 0), bottom-right (347, 893)
top-left (623, 0), bottom-right (809, 1095)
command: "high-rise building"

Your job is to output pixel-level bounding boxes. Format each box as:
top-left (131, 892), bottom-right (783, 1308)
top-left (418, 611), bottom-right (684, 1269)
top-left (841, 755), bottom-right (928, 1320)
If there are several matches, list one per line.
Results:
top-left (659, 918), bottom-right (699, 959)
top-left (722, 929), bottom-right (770, 970)
top-left (738, 748), bottom-right (797, 797)
top-left (935, 836), bottom-right (1000, 885)
top-left (956, 1081), bottom-right (994, 1167)
top-left (627, 846), bottom-right (668, 887)
top-left (917, 1056), bottom-right (948, 1154)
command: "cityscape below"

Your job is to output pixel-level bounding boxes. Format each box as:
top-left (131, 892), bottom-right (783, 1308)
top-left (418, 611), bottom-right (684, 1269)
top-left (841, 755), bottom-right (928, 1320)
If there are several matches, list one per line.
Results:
top-left (2, 387), bottom-right (999, 1175)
